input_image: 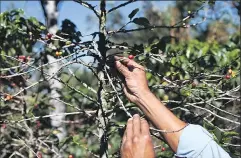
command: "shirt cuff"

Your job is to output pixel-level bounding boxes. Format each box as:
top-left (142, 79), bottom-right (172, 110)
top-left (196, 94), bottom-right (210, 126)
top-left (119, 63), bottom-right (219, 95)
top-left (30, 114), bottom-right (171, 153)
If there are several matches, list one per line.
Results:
top-left (175, 124), bottom-right (214, 158)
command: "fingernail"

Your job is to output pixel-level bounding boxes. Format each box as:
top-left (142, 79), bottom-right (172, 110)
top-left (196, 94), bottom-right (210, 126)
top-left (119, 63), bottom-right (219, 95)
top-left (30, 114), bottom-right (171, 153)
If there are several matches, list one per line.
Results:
top-left (133, 114), bottom-right (139, 118)
top-left (114, 56), bottom-right (120, 60)
top-left (128, 118), bottom-right (133, 121)
top-left (115, 61), bottom-right (120, 66)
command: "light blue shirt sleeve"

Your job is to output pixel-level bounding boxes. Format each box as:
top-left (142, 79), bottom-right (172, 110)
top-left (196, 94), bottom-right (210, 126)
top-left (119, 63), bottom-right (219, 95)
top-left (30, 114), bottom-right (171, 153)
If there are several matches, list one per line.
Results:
top-left (175, 124), bottom-right (231, 158)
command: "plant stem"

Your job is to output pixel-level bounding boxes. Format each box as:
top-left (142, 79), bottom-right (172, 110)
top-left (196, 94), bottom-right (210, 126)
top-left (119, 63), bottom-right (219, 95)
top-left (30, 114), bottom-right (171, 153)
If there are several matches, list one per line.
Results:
top-left (98, 0), bottom-right (109, 158)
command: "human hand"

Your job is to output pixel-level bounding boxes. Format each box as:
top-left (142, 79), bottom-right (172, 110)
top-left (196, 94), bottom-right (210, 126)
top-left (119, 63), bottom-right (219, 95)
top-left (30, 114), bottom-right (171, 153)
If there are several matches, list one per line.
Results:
top-left (121, 114), bottom-right (155, 158)
top-left (115, 57), bottom-right (150, 104)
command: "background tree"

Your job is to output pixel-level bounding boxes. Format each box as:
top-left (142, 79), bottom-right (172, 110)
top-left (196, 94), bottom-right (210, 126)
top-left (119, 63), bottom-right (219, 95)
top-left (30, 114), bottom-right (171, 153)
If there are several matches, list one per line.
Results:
top-left (0, 1), bottom-right (240, 158)
top-left (40, 0), bottom-right (67, 142)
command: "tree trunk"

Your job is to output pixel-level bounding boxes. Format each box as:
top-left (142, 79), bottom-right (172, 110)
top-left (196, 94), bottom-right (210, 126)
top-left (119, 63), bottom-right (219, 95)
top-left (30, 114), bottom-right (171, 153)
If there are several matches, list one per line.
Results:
top-left (98, 0), bottom-right (109, 158)
top-left (40, 0), bottom-right (66, 142)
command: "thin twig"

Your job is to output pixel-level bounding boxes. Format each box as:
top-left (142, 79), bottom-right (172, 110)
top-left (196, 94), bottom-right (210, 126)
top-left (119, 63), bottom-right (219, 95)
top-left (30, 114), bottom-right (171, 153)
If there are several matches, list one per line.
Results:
top-left (104, 66), bottom-right (132, 117)
top-left (74, 0), bottom-right (100, 17)
top-left (185, 103), bottom-right (240, 125)
top-left (2, 111), bottom-right (95, 124)
top-left (107, 0), bottom-right (137, 13)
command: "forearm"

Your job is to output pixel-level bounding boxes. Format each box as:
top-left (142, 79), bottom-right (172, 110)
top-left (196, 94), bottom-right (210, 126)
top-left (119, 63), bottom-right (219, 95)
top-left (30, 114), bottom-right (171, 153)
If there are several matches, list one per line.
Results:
top-left (136, 91), bottom-right (186, 152)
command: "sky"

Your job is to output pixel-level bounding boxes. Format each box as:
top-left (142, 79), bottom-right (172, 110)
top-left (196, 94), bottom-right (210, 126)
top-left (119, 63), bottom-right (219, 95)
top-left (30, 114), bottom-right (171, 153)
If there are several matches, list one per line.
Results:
top-left (0, 1), bottom-right (173, 35)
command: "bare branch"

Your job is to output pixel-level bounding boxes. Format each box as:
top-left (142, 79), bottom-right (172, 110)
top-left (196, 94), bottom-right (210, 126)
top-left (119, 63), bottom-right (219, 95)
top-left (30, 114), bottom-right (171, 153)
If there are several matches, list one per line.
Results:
top-left (185, 103), bottom-right (240, 125)
top-left (107, 0), bottom-right (137, 13)
top-left (2, 111), bottom-right (96, 124)
top-left (104, 66), bottom-right (132, 117)
top-left (73, 0), bottom-right (100, 18)
top-left (107, 25), bottom-right (181, 35)
top-left (107, 11), bottom-right (206, 35)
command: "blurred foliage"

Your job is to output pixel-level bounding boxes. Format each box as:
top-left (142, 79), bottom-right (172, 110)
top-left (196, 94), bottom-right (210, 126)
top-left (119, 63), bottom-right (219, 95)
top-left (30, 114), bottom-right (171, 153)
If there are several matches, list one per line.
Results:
top-left (0, 9), bottom-right (46, 68)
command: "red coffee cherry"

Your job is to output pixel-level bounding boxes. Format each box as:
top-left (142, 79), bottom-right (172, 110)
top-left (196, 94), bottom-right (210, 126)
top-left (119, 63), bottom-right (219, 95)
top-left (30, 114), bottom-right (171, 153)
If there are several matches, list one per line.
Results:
top-left (18, 55), bottom-right (26, 60)
top-left (161, 147), bottom-right (166, 151)
top-left (37, 152), bottom-right (42, 158)
top-left (191, 82), bottom-right (197, 88)
top-left (68, 155), bottom-right (74, 158)
top-left (225, 75), bottom-right (231, 79)
top-left (36, 120), bottom-right (41, 128)
top-left (47, 33), bottom-right (53, 39)
top-left (1, 123), bottom-right (6, 129)
top-left (128, 55), bottom-right (134, 60)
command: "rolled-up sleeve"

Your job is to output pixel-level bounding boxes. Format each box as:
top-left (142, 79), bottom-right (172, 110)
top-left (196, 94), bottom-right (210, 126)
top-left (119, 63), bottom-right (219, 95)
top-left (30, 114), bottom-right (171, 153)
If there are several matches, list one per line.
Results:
top-left (175, 124), bottom-right (231, 158)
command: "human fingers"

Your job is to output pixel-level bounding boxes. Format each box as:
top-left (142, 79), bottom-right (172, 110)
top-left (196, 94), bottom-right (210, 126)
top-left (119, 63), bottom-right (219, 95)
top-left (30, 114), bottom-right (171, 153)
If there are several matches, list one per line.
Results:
top-left (140, 119), bottom-right (150, 135)
top-left (121, 131), bottom-right (127, 151)
top-left (133, 114), bottom-right (141, 136)
top-left (122, 84), bottom-right (128, 96)
top-left (126, 118), bottom-right (133, 141)
top-left (115, 61), bottom-right (130, 77)
top-left (115, 56), bottom-right (144, 70)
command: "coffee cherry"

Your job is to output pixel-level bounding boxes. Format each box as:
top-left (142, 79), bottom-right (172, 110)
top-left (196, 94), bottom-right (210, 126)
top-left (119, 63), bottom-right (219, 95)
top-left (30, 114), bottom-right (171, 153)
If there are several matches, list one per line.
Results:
top-left (161, 147), bottom-right (166, 151)
top-left (56, 51), bottom-right (62, 56)
top-left (68, 155), bottom-right (74, 158)
top-left (18, 55), bottom-right (26, 60)
top-left (40, 26), bottom-right (46, 30)
top-left (11, 83), bottom-right (16, 87)
top-left (5, 95), bottom-right (13, 101)
top-left (163, 95), bottom-right (169, 101)
top-left (1, 123), bottom-right (6, 129)
top-left (37, 152), bottom-right (42, 158)
top-left (66, 41), bottom-right (72, 45)
top-left (36, 120), bottom-right (41, 128)
top-left (47, 33), bottom-right (52, 39)
top-left (187, 11), bottom-right (194, 18)
top-left (191, 82), bottom-right (197, 88)
top-left (225, 75), bottom-right (231, 79)
top-left (228, 69), bottom-right (232, 75)
top-left (128, 55), bottom-right (134, 60)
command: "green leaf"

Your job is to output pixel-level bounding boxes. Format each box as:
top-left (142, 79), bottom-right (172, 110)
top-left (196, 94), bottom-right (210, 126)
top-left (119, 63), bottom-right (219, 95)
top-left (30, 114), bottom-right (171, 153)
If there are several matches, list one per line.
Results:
top-left (59, 136), bottom-right (73, 148)
top-left (128, 8), bottom-right (139, 20)
top-left (29, 17), bottom-right (39, 26)
top-left (40, 25), bottom-right (46, 30)
top-left (223, 131), bottom-right (239, 137)
top-left (214, 128), bottom-right (222, 143)
top-left (146, 72), bottom-right (152, 80)
top-left (132, 17), bottom-right (150, 27)
top-left (73, 135), bottom-right (80, 143)
top-left (171, 58), bottom-right (176, 65)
